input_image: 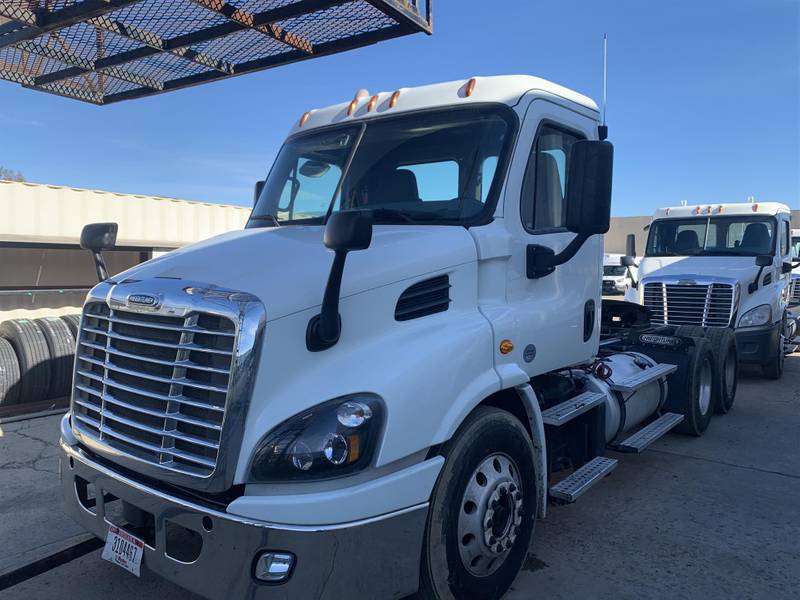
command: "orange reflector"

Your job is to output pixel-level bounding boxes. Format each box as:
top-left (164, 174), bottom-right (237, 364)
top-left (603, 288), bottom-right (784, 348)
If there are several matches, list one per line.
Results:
top-left (705, 205), bottom-right (712, 214)
top-left (389, 90), bottom-right (400, 108)
top-left (465, 78), bottom-right (477, 97)
top-left (367, 94), bottom-right (379, 112)
top-left (299, 111), bottom-right (310, 127)
top-left (499, 339), bottom-right (514, 355)
top-left (693, 206), bottom-right (700, 215)
top-left (717, 205), bottom-right (723, 213)
top-left (752, 203), bottom-right (759, 212)
top-left (347, 435), bottom-right (361, 463)
top-left (347, 99), bottom-right (358, 116)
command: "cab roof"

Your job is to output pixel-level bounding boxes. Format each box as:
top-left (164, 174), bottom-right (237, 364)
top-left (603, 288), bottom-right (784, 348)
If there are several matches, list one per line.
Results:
top-left (653, 202), bottom-right (791, 219)
top-left (289, 75), bottom-right (599, 135)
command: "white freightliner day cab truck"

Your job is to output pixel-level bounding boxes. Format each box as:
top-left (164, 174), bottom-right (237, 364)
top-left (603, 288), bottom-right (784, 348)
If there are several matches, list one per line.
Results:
top-left (624, 202), bottom-right (795, 379)
top-left (61, 76), bottom-right (735, 599)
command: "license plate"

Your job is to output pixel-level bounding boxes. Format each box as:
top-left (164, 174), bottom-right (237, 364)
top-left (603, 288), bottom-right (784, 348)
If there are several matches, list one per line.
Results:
top-left (101, 525), bottom-right (144, 577)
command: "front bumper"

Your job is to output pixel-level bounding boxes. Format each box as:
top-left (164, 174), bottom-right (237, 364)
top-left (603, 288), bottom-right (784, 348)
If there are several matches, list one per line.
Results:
top-left (735, 321), bottom-right (781, 364)
top-left (60, 417), bottom-right (427, 599)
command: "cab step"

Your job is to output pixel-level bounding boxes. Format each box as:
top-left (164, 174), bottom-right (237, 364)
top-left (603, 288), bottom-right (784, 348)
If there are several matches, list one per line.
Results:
top-left (607, 362), bottom-right (677, 393)
top-left (541, 391), bottom-right (606, 426)
top-left (548, 456), bottom-right (618, 503)
top-left (613, 412), bottom-right (684, 453)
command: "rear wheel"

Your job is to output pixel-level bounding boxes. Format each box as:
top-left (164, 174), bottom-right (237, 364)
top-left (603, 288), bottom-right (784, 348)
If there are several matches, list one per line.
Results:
top-left (0, 337), bottom-right (21, 405)
top-left (673, 326), bottom-right (737, 415)
top-left (674, 339), bottom-right (715, 436)
top-left (0, 319), bottom-right (51, 404)
top-left (418, 407), bottom-right (536, 600)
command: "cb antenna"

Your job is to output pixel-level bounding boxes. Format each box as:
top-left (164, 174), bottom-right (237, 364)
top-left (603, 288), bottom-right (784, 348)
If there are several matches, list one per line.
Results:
top-left (598, 33), bottom-right (609, 141)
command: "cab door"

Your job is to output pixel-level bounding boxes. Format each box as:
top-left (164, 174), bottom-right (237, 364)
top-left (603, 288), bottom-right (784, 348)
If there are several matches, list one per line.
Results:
top-left (502, 98), bottom-right (602, 376)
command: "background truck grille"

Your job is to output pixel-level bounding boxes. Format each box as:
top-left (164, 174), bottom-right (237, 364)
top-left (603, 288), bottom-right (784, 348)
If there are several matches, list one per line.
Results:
top-left (644, 282), bottom-right (734, 327)
top-left (791, 279), bottom-right (800, 304)
top-left (72, 301), bottom-right (236, 477)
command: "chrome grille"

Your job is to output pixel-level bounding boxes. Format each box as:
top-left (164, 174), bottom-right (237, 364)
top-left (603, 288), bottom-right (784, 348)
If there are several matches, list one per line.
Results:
top-left (72, 301), bottom-right (236, 477)
top-left (644, 282), bottom-right (734, 327)
top-left (791, 278), bottom-right (800, 304)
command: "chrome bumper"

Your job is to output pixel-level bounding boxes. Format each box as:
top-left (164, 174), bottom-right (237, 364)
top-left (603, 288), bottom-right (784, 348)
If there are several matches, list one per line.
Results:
top-left (60, 416), bottom-right (427, 599)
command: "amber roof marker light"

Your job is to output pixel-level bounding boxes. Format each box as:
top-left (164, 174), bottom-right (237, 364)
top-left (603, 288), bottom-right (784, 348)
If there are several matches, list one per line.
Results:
top-left (299, 111), bottom-right (311, 127)
top-left (464, 77), bottom-right (477, 97)
top-left (389, 90), bottom-right (401, 108)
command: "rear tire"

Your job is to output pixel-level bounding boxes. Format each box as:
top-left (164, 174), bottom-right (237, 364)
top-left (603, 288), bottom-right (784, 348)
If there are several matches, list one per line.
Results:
top-left (60, 314), bottom-right (82, 338)
top-left (35, 317), bottom-right (76, 399)
top-left (0, 337), bottom-right (21, 405)
top-left (673, 338), bottom-right (715, 436)
top-left (418, 407), bottom-right (537, 600)
top-left (673, 326), bottom-right (737, 415)
top-left (0, 319), bottom-right (51, 404)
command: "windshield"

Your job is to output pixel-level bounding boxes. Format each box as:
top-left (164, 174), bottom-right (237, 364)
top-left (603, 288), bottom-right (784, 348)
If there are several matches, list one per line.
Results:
top-left (248, 106), bottom-right (515, 227)
top-left (645, 216), bottom-right (776, 257)
top-left (604, 265), bottom-right (627, 276)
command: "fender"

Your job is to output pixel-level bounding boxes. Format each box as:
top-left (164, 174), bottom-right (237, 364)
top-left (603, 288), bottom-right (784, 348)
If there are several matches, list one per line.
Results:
top-left (514, 383), bottom-right (548, 519)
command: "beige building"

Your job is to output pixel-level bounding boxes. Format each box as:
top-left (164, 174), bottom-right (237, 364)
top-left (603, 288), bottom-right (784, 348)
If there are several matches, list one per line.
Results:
top-left (0, 181), bottom-right (251, 320)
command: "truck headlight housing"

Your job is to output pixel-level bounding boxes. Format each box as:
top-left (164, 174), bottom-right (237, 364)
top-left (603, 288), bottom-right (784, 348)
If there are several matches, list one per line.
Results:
top-left (738, 304), bottom-right (771, 328)
top-left (248, 395), bottom-right (384, 482)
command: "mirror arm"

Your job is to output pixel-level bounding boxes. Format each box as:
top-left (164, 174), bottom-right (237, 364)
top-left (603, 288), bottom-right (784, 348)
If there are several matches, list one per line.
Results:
top-left (306, 250), bottom-right (347, 351)
top-left (748, 265), bottom-right (766, 294)
top-left (91, 250), bottom-right (109, 282)
top-left (527, 233), bottom-right (589, 279)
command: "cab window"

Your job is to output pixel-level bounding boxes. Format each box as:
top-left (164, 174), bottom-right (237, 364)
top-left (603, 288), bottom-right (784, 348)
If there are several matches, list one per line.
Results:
top-left (521, 123), bottom-right (583, 232)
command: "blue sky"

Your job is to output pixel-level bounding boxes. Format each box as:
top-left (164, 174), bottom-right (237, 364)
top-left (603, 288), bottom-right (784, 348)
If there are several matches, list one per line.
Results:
top-left (1, 0), bottom-right (798, 216)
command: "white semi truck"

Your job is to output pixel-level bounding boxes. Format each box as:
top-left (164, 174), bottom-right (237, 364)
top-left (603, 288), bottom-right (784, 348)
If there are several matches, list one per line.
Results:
top-left (624, 202), bottom-right (794, 379)
top-left (61, 76), bottom-right (733, 599)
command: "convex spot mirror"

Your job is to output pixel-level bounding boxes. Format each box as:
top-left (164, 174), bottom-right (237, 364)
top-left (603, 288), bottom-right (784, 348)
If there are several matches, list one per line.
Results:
top-left (756, 255), bottom-right (773, 267)
top-left (80, 222), bottom-right (117, 252)
top-left (564, 140), bottom-right (614, 236)
top-left (299, 160), bottom-right (331, 178)
top-left (324, 210), bottom-right (373, 252)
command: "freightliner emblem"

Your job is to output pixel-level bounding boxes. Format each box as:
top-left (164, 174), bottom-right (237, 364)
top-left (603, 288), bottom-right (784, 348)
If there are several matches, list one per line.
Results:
top-left (127, 293), bottom-right (160, 309)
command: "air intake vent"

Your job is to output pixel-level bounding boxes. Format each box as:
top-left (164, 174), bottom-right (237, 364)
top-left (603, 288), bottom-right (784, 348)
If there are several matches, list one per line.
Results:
top-left (763, 272), bottom-right (772, 286)
top-left (395, 275), bottom-right (451, 321)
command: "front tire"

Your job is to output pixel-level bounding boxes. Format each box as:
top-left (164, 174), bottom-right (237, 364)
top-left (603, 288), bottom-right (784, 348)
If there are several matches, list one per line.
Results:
top-left (762, 320), bottom-right (785, 380)
top-left (419, 407), bottom-right (537, 600)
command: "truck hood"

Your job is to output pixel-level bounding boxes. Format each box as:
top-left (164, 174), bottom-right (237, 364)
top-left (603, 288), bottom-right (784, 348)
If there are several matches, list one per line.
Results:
top-left (638, 255), bottom-right (764, 284)
top-left (114, 225), bottom-right (477, 321)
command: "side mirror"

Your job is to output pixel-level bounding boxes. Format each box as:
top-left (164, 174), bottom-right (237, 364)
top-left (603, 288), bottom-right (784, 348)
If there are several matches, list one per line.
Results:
top-left (307, 210), bottom-right (374, 351)
top-left (564, 140), bottom-right (614, 236)
top-left (749, 255), bottom-right (774, 294)
top-left (253, 180), bottom-right (265, 207)
top-left (80, 222), bottom-right (118, 282)
top-left (527, 140), bottom-right (614, 279)
top-left (781, 262), bottom-right (792, 275)
top-left (625, 233), bottom-right (637, 259)
top-left (620, 255), bottom-right (635, 267)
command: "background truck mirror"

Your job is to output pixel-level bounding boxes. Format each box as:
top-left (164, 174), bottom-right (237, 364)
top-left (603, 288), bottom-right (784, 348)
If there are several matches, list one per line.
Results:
top-left (564, 140), bottom-right (614, 236)
top-left (253, 180), bottom-right (265, 207)
top-left (626, 233), bottom-right (637, 259)
top-left (80, 222), bottom-right (118, 282)
top-left (749, 254), bottom-right (773, 294)
top-left (621, 255), bottom-right (635, 267)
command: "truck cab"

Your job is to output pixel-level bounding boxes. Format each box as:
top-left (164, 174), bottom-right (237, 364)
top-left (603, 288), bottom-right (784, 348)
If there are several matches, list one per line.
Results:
top-left (628, 203), bottom-right (793, 378)
top-left (60, 76), bottom-right (728, 600)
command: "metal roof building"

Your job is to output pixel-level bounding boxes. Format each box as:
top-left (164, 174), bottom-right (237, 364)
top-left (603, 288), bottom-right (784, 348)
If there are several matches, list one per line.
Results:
top-left (0, 180), bottom-right (251, 319)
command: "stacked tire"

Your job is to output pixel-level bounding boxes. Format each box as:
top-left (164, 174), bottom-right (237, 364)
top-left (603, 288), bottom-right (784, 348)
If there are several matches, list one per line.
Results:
top-left (0, 314), bottom-right (80, 406)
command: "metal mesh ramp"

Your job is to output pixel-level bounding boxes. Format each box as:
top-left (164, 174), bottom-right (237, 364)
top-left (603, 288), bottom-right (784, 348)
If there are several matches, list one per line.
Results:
top-left (0, 0), bottom-right (432, 104)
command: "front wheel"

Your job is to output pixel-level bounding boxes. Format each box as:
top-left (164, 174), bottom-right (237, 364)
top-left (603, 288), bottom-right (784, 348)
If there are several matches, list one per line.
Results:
top-left (418, 407), bottom-right (537, 600)
top-left (762, 330), bottom-right (785, 380)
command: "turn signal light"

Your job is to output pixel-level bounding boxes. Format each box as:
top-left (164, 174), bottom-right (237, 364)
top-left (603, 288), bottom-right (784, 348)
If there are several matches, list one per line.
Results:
top-left (499, 339), bottom-right (514, 354)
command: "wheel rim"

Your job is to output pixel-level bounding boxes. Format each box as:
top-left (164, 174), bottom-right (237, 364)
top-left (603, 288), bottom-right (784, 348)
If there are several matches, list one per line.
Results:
top-left (698, 357), bottom-right (712, 416)
top-left (724, 347), bottom-right (736, 397)
top-left (457, 453), bottom-right (523, 577)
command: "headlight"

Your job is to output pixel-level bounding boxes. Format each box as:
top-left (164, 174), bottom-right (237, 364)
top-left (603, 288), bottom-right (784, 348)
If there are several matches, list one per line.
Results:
top-left (739, 304), bottom-right (771, 328)
top-left (249, 395), bottom-right (383, 482)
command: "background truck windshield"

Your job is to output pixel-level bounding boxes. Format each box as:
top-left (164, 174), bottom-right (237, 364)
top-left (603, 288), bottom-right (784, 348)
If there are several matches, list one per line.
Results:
top-left (604, 265), bottom-right (627, 276)
top-left (645, 216), bottom-right (776, 257)
top-left (248, 106), bottom-right (514, 226)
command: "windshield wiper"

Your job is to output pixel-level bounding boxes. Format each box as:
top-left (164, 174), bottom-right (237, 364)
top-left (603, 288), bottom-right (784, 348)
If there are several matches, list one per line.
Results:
top-left (369, 207), bottom-right (419, 224)
top-left (249, 214), bottom-right (281, 227)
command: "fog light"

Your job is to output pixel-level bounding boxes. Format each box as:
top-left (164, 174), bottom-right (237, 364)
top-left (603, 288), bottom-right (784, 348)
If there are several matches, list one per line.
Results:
top-left (254, 552), bottom-right (294, 582)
